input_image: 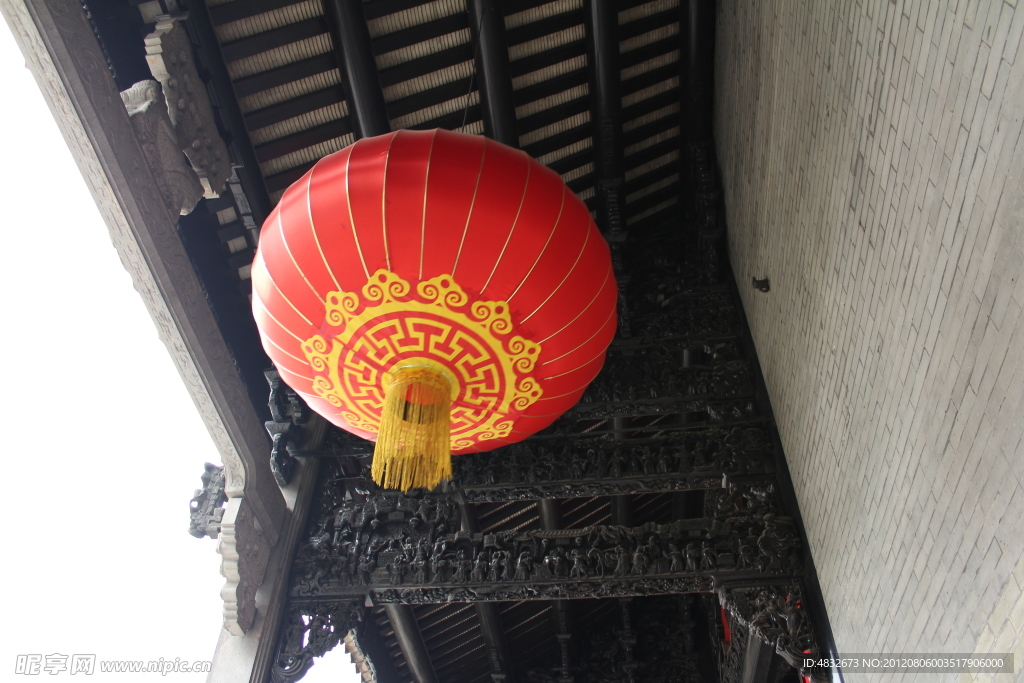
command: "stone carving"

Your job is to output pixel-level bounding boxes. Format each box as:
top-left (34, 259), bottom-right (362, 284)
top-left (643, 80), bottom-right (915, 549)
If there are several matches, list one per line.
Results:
top-left (218, 497), bottom-right (271, 635)
top-left (720, 585), bottom-right (829, 683)
top-left (270, 599), bottom-right (364, 683)
top-left (144, 17), bottom-right (232, 198)
top-left (119, 80), bottom-right (203, 216)
top-left (189, 463), bottom-right (227, 539)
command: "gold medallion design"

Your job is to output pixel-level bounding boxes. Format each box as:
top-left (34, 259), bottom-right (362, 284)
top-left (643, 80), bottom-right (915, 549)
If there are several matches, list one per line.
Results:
top-left (302, 270), bottom-right (543, 450)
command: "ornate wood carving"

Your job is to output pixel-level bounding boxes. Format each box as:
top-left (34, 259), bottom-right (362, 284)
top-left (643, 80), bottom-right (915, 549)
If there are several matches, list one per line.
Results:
top-left (452, 426), bottom-right (776, 502)
top-left (719, 585), bottom-right (828, 683)
top-left (285, 472), bottom-right (803, 604)
top-left (719, 606), bottom-right (749, 683)
top-left (574, 357), bottom-right (754, 416)
top-left (270, 599), bottom-right (365, 683)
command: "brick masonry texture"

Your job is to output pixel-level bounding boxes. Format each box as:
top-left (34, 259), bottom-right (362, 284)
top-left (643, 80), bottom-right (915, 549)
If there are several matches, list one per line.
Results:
top-left (714, 1), bottom-right (1024, 680)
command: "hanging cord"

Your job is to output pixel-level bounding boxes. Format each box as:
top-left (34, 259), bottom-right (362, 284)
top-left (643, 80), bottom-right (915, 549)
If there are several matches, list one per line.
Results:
top-left (460, 8), bottom-right (488, 131)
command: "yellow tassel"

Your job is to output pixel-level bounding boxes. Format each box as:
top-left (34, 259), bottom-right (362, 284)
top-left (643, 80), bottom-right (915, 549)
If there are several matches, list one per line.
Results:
top-left (372, 367), bottom-right (452, 492)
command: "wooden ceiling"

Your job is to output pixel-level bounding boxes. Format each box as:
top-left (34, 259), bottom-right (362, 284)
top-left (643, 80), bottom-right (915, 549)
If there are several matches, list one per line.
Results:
top-left (202, 0), bottom-right (687, 226)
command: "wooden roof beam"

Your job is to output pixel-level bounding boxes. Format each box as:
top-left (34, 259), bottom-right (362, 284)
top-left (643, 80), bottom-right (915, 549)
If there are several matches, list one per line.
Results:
top-left (324, 0), bottom-right (390, 139)
top-left (467, 0), bottom-right (518, 147)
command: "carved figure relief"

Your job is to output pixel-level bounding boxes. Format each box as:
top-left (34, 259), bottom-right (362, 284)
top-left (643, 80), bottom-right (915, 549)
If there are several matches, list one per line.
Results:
top-left (287, 480), bottom-right (802, 602)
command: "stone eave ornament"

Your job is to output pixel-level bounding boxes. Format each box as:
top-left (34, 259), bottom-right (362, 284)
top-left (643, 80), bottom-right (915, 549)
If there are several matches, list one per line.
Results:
top-left (252, 130), bottom-right (618, 491)
top-left (143, 16), bottom-right (232, 200)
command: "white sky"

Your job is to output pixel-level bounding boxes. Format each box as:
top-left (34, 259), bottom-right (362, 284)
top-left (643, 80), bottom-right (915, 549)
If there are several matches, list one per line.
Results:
top-left (0, 16), bottom-right (358, 683)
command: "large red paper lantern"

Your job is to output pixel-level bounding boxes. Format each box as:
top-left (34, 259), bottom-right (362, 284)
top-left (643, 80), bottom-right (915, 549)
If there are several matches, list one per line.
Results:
top-left (251, 129), bottom-right (617, 490)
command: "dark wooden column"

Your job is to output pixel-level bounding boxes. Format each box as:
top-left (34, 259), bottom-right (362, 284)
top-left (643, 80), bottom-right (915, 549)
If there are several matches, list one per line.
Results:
top-left (383, 604), bottom-right (439, 683)
top-left (461, 504), bottom-right (517, 682)
top-left (584, 0), bottom-right (624, 212)
top-left (584, 0), bottom-right (628, 300)
top-left (323, 0), bottom-right (390, 138)
top-left (467, 0), bottom-right (517, 146)
top-left (680, 0), bottom-right (716, 143)
top-left (538, 499), bottom-right (563, 530)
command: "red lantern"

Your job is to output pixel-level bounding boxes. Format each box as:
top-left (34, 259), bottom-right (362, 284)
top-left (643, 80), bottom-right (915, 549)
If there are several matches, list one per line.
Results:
top-left (251, 129), bottom-right (617, 490)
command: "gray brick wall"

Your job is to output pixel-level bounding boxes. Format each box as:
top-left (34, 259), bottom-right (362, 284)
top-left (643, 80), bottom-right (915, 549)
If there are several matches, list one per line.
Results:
top-left (714, 1), bottom-right (1024, 680)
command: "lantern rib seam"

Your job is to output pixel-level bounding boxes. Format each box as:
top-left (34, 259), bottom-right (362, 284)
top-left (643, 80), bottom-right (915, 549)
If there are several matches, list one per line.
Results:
top-left (540, 304), bottom-right (617, 366)
top-left (481, 157), bottom-right (531, 294)
top-left (382, 132), bottom-right (397, 271)
top-left (277, 210), bottom-right (325, 303)
top-left (506, 185), bottom-right (566, 303)
top-left (262, 334), bottom-right (308, 365)
top-left (344, 143), bottom-right (371, 278)
top-left (253, 289), bottom-right (307, 343)
top-left (276, 364), bottom-right (315, 383)
top-left (306, 158), bottom-right (344, 292)
top-left (254, 317), bottom-right (309, 366)
top-left (536, 265), bottom-right (613, 344)
top-left (451, 138), bottom-right (489, 279)
top-left (519, 224), bottom-right (590, 323)
top-left (539, 342), bottom-right (610, 381)
top-left (419, 130), bottom-right (439, 281)
top-left (253, 259), bottom-right (313, 327)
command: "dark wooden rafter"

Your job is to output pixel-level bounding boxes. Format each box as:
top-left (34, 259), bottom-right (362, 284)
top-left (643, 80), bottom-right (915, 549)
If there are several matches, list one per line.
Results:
top-left (254, 118), bottom-right (354, 162)
top-left (233, 53), bottom-right (338, 99)
top-left (505, 9), bottom-right (584, 47)
top-left (220, 18), bottom-right (329, 62)
top-left (467, 0), bottom-right (518, 147)
top-left (379, 43), bottom-right (474, 88)
top-left (208, 0), bottom-right (304, 26)
top-left (373, 12), bottom-right (469, 56)
top-left (508, 39), bottom-right (586, 79)
top-left (244, 85), bottom-right (347, 131)
top-left (323, 0), bottom-right (390, 139)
